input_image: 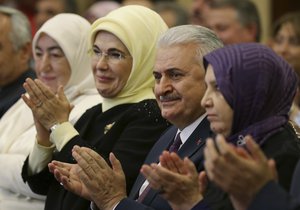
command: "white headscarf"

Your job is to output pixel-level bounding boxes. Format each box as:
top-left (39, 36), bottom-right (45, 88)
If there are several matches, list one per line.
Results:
top-left (32, 13), bottom-right (97, 100)
top-left (90, 5), bottom-right (168, 111)
top-left (0, 14), bottom-right (102, 203)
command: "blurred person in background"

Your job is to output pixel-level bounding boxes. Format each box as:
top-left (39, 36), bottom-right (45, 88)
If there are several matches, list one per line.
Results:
top-left (0, 0), bottom-right (37, 34)
top-left (0, 6), bottom-right (35, 119)
top-left (35, 0), bottom-right (77, 29)
top-left (203, 0), bottom-right (260, 45)
top-left (0, 13), bottom-right (101, 210)
top-left (189, 0), bottom-right (210, 25)
top-left (271, 11), bottom-right (300, 127)
top-left (83, 0), bottom-right (120, 24)
top-left (155, 1), bottom-right (188, 27)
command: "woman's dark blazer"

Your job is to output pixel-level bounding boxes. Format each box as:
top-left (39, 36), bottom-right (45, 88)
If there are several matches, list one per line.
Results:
top-left (193, 122), bottom-right (300, 210)
top-left (21, 99), bottom-right (171, 210)
top-left (247, 161), bottom-right (300, 210)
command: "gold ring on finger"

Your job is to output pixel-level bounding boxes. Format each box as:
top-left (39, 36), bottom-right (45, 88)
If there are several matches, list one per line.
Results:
top-left (36, 101), bottom-right (43, 108)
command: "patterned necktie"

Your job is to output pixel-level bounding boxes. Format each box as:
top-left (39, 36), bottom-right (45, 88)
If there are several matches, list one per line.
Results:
top-left (169, 132), bottom-right (182, 153)
top-left (137, 132), bottom-right (183, 203)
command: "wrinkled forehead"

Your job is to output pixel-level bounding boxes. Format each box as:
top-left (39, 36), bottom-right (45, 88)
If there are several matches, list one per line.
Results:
top-left (0, 13), bottom-right (11, 29)
top-left (154, 44), bottom-right (201, 72)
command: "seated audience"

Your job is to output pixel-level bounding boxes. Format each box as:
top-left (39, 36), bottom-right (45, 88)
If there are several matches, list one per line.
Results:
top-left (0, 13), bottom-right (101, 210)
top-left (21, 5), bottom-right (170, 210)
top-left (141, 43), bottom-right (300, 210)
top-left (49, 24), bottom-right (225, 210)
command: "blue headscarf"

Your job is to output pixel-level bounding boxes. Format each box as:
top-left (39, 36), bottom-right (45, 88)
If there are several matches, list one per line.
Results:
top-left (204, 43), bottom-right (298, 145)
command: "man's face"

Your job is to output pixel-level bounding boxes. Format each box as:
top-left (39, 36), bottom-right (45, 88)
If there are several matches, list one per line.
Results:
top-left (204, 7), bottom-right (255, 45)
top-left (0, 14), bottom-right (23, 86)
top-left (153, 44), bottom-right (206, 129)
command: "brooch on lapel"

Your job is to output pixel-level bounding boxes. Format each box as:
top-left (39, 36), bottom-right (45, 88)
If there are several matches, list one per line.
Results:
top-left (104, 122), bottom-right (115, 134)
top-left (196, 139), bottom-right (202, 145)
top-left (237, 135), bottom-right (246, 146)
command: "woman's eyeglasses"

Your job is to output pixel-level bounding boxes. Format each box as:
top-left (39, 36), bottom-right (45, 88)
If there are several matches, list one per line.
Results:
top-left (90, 48), bottom-right (131, 63)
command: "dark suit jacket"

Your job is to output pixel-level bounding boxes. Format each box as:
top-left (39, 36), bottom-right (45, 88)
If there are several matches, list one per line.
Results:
top-left (191, 123), bottom-right (300, 210)
top-left (116, 117), bottom-right (211, 210)
top-left (0, 69), bottom-right (35, 118)
top-left (21, 99), bottom-right (170, 210)
top-left (248, 160), bottom-right (300, 210)
top-left (117, 122), bottom-right (300, 210)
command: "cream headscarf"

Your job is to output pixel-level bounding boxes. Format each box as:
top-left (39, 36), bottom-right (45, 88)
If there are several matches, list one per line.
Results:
top-left (32, 13), bottom-right (97, 100)
top-left (90, 5), bottom-right (168, 111)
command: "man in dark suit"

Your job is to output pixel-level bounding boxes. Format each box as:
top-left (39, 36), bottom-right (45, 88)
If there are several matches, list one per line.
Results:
top-left (49, 24), bottom-right (224, 210)
top-left (0, 6), bottom-right (36, 118)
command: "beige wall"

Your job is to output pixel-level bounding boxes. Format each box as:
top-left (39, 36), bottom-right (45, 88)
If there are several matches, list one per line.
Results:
top-left (251, 0), bottom-right (271, 43)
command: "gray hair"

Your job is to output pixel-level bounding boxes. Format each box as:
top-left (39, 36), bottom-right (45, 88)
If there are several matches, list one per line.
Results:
top-left (0, 6), bottom-right (31, 51)
top-left (158, 25), bottom-right (224, 66)
top-left (207, 0), bottom-right (261, 42)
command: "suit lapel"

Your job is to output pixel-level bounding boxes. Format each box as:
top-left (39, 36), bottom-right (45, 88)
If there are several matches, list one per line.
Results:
top-left (145, 126), bottom-right (178, 164)
top-left (129, 126), bottom-right (178, 199)
top-left (139, 118), bottom-right (211, 204)
top-left (178, 118), bottom-right (211, 159)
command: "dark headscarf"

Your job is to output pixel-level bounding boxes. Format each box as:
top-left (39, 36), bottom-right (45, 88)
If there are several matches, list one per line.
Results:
top-left (204, 43), bottom-right (298, 145)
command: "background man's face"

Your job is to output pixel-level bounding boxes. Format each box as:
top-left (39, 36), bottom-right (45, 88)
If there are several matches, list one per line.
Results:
top-left (204, 7), bottom-right (254, 44)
